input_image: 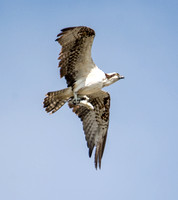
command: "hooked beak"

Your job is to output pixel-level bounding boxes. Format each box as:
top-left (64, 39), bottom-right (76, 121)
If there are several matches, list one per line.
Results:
top-left (119, 75), bottom-right (125, 80)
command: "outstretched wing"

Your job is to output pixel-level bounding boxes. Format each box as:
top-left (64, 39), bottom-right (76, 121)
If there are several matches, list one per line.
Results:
top-left (68, 91), bottom-right (110, 169)
top-left (56, 26), bottom-right (95, 87)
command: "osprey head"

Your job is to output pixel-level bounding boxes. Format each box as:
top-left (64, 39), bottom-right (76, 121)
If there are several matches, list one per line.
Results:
top-left (104, 72), bottom-right (124, 86)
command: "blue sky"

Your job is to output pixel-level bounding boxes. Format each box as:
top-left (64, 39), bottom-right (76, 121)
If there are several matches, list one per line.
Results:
top-left (0, 0), bottom-right (178, 199)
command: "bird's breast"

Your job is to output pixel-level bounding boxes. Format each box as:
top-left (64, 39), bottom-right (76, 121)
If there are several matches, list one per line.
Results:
top-left (73, 66), bottom-right (105, 95)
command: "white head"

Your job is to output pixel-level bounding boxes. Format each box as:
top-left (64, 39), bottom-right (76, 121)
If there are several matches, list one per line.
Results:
top-left (104, 72), bottom-right (124, 86)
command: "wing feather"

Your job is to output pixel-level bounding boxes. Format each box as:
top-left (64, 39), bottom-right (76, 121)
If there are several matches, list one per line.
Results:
top-left (69, 91), bottom-right (110, 169)
top-left (56, 26), bottom-right (95, 87)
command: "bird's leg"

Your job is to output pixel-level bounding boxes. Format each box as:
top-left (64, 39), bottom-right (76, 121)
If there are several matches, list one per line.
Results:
top-left (72, 92), bottom-right (81, 105)
top-left (71, 94), bottom-right (94, 110)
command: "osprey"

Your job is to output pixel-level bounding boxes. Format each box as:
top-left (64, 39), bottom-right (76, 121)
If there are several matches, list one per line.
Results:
top-left (43, 26), bottom-right (124, 169)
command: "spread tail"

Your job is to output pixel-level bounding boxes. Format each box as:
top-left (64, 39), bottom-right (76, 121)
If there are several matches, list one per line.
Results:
top-left (43, 87), bottom-right (72, 114)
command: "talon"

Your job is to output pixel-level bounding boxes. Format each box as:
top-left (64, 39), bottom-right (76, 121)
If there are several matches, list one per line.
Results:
top-left (72, 92), bottom-right (82, 105)
top-left (71, 94), bottom-right (93, 109)
top-left (73, 98), bottom-right (80, 105)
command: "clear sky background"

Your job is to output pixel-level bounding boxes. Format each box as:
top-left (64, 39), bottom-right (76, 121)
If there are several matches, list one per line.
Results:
top-left (0, 0), bottom-right (178, 199)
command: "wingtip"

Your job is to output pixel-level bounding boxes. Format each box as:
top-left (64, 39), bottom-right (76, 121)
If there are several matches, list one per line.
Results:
top-left (95, 160), bottom-right (98, 170)
top-left (94, 144), bottom-right (103, 170)
top-left (56, 27), bottom-right (76, 38)
top-left (94, 161), bottom-right (101, 170)
top-left (94, 146), bottom-right (99, 170)
top-left (89, 148), bottom-right (93, 157)
top-left (99, 160), bottom-right (101, 169)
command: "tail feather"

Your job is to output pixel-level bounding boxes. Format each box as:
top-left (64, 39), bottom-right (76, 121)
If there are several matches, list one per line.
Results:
top-left (43, 88), bottom-right (72, 114)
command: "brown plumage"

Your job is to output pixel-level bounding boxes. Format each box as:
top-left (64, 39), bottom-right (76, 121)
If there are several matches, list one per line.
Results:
top-left (43, 26), bottom-right (124, 169)
top-left (56, 26), bottom-right (95, 87)
top-left (68, 91), bottom-right (110, 169)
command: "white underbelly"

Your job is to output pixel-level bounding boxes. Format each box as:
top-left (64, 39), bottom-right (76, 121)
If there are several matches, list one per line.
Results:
top-left (77, 82), bottom-right (103, 95)
top-left (73, 65), bottom-right (106, 95)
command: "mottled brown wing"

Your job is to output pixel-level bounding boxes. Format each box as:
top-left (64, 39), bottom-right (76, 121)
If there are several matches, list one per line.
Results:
top-left (68, 91), bottom-right (110, 169)
top-left (56, 26), bottom-right (95, 87)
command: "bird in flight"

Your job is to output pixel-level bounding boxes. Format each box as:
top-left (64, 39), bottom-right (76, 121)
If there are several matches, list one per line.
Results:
top-left (43, 26), bottom-right (124, 169)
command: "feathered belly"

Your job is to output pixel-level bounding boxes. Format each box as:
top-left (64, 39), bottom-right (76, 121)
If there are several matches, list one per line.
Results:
top-left (73, 67), bottom-right (106, 95)
top-left (78, 82), bottom-right (103, 95)
top-left (73, 78), bottom-right (104, 95)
